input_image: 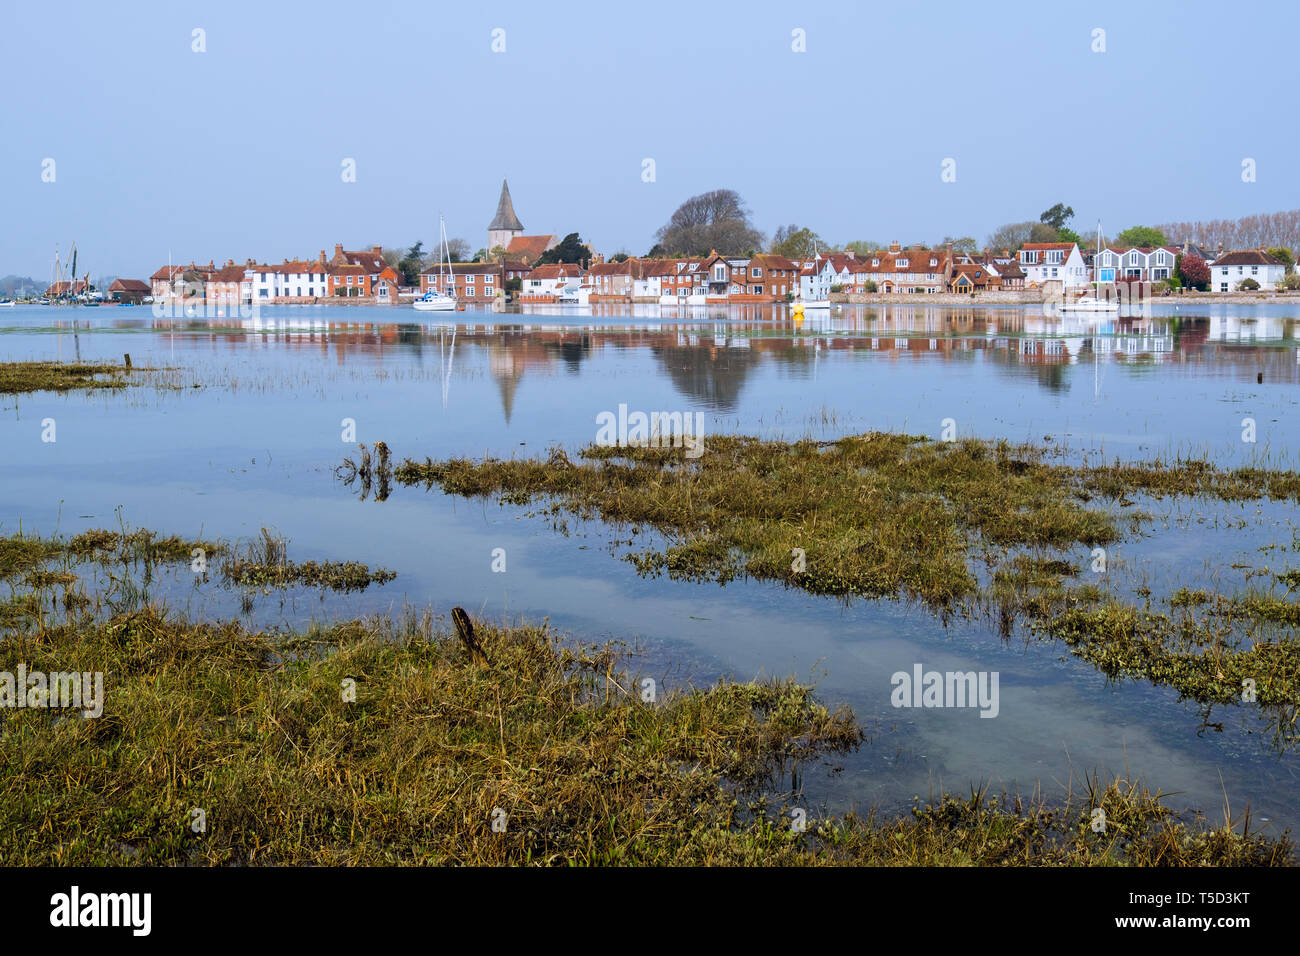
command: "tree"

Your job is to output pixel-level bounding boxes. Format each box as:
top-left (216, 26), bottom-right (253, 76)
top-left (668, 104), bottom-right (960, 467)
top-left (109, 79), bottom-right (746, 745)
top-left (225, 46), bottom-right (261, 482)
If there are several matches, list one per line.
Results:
top-left (1177, 254), bottom-right (1210, 290)
top-left (1029, 223), bottom-right (1059, 244)
top-left (397, 241), bottom-right (425, 285)
top-left (1039, 203), bottom-right (1075, 231)
top-left (770, 225), bottom-right (826, 258)
top-left (646, 243), bottom-right (667, 258)
top-left (1115, 226), bottom-right (1168, 248)
top-left (844, 240), bottom-right (883, 256)
top-left (654, 189), bottom-right (765, 257)
top-left (1266, 247), bottom-right (1295, 273)
top-left (1056, 227), bottom-right (1082, 245)
top-left (444, 238), bottom-right (470, 263)
top-left (536, 232), bottom-right (593, 265)
top-left (985, 221), bottom-right (1038, 253)
top-left (611, 252), bottom-right (630, 263)
top-left (941, 236), bottom-right (979, 255)
top-left (1238, 278), bottom-right (1260, 291)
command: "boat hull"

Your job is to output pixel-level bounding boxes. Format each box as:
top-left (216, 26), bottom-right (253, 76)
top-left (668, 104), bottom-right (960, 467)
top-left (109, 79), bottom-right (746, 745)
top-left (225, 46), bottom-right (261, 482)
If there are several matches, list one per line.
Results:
top-left (412, 299), bottom-right (456, 312)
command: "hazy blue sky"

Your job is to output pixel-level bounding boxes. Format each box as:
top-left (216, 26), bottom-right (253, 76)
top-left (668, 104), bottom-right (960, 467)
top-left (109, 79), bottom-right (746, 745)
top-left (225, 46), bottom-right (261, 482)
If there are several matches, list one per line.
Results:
top-left (2, 0), bottom-right (1295, 280)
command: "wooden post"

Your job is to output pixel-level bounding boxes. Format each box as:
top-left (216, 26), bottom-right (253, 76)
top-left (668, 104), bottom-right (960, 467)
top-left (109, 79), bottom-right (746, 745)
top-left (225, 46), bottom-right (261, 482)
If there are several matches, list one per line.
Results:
top-left (123, 353), bottom-right (131, 368)
top-left (451, 606), bottom-right (488, 665)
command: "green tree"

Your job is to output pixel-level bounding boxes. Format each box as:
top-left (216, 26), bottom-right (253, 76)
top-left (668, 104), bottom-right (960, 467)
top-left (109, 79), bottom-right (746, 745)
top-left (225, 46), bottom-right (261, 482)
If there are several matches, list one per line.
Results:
top-left (1039, 203), bottom-right (1075, 231)
top-left (1265, 247), bottom-right (1295, 273)
top-left (1056, 227), bottom-right (1082, 245)
top-left (536, 233), bottom-right (593, 265)
top-left (770, 225), bottom-right (826, 258)
top-left (844, 240), bottom-right (883, 256)
top-left (1115, 226), bottom-right (1168, 248)
top-left (611, 252), bottom-right (630, 263)
top-left (942, 236), bottom-right (979, 255)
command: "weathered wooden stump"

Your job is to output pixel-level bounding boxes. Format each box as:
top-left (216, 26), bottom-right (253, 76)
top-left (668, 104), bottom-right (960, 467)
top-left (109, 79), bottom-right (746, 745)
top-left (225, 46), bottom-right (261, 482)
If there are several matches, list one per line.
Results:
top-left (451, 606), bottom-right (488, 665)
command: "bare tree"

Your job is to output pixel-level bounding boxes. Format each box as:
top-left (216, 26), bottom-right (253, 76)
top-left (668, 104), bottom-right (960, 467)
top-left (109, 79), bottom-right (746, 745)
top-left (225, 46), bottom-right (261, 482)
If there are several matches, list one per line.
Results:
top-left (1155, 208), bottom-right (1300, 253)
top-left (655, 189), bottom-right (765, 256)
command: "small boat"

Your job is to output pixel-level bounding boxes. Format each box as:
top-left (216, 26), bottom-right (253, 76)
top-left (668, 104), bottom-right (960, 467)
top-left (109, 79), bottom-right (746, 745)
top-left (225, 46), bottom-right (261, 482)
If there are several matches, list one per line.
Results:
top-left (413, 215), bottom-right (457, 312)
top-left (794, 299), bottom-right (831, 310)
top-left (0, 300), bottom-right (15, 308)
top-left (1060, 296), bottom-right (1118, 312)
top-left (1062, 222), bottom-right (1119, 312)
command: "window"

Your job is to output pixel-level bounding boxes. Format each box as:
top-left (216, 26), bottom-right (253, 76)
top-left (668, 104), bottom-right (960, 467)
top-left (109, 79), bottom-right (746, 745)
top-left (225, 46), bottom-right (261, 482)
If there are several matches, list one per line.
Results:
top-left (898, 259), bottom-right (908, 268)
top-left (1051, 268), bottom-right (1058, 277)
top-left (713, 265), bottom-right (726, 282)
top-left (751, 267), bottom-right (762, 278)
top-left (485, 274), bottom-right (494, 284)
top-left (1021, 251), bottom-right (1038, 264)
top-left (1251, 266), bottom-right (1259, 274)
top-left (871, 258), bottom-right (879, 267)
top-left (466, 275), bottom-right (475, 284)
top-left (1047, 250), bottom-right (1063, 264)
top-left (752, 285), bottom-right (762, 294)
top-left (930, 258), bottom-right (937, 267)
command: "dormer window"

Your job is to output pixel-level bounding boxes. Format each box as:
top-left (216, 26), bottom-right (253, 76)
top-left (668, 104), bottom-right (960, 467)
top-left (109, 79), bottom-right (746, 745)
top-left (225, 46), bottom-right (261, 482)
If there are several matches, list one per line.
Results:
top-left (1021, 251), bottom-right (1038, 264)
top-left (871, 258), bottom-right (880, 267)
top-left (929, 258), bottom-right (937, 267)
top-left (712, 265), bottom-right (726, 282)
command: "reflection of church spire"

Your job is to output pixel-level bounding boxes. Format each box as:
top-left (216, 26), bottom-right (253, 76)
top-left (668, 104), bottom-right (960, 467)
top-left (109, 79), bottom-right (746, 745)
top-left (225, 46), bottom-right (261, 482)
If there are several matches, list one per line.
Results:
top-left (489, 346), bottom-right (522, 425)
top-left (496, 374), bottom-right (519, 424)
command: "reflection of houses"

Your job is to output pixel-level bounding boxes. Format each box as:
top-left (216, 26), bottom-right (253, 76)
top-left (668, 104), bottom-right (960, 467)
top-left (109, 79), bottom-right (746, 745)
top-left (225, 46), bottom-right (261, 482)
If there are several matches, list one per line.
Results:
top-left (1209, 314), bottom-right (1295, 342)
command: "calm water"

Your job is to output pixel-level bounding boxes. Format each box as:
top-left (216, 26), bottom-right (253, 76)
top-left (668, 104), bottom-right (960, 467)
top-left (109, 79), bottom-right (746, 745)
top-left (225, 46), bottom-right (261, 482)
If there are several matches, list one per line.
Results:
top-left (3, 301), bottom-right (1299, 831)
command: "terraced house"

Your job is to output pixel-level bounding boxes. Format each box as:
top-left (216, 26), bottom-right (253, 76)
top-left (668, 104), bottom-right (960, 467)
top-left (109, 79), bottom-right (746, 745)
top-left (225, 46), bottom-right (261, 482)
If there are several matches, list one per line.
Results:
top-left (1093, 246), bottom-right (1180, 283)
top-left (857, 242), bottom-right (953, 293)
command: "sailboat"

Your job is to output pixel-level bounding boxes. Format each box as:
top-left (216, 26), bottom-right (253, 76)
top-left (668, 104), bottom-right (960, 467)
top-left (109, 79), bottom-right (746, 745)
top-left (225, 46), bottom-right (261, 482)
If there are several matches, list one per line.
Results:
top-left (1061, 222), bottom-right (1119, 312)
top-left (413, 216), bottom-right (457, 312)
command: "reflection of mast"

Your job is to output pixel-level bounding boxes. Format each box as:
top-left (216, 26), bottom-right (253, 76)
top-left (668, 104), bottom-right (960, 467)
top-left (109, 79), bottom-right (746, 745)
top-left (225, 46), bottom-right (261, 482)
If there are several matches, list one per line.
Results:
top-left (439, 327), bottom-right (456, 409)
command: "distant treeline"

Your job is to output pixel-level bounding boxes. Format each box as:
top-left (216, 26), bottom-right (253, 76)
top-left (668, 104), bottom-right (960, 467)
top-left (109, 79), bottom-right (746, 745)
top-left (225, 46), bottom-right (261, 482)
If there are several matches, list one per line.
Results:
top-left (1155, 209), bottom-right (1300, 252)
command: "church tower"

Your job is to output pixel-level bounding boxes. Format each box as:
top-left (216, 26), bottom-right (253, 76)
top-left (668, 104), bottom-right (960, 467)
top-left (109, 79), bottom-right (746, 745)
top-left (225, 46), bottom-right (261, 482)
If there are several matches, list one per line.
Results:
top-left (487, 179), bottom-right (525, 253)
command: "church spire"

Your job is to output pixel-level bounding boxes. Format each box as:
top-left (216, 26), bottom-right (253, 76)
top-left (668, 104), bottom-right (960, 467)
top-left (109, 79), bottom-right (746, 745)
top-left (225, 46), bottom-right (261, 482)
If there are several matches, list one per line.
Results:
top-left (488, 179), bottom-right (524, 232)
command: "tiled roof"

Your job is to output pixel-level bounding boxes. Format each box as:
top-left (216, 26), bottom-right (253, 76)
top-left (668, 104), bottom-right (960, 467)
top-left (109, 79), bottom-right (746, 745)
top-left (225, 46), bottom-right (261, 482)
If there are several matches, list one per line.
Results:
top-left (505, 235), bottom-right (556, 262)
top-left (1210, 249), bottom-right (1284, 266)
top-left (109, 278), bottom-right (150, 292)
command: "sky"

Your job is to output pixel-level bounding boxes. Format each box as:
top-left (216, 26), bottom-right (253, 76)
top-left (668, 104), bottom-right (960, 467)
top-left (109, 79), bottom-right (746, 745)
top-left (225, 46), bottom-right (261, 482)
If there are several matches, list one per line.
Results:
top-left (1, 0), bottom-right (1296, 281)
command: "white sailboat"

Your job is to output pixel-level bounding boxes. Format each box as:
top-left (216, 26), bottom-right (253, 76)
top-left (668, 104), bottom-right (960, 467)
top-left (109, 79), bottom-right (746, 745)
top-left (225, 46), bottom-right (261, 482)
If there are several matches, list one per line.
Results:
top-left (1061, 222), bottom-right (1119, 312)
top-left (413, 216), bottom-right (457, 312)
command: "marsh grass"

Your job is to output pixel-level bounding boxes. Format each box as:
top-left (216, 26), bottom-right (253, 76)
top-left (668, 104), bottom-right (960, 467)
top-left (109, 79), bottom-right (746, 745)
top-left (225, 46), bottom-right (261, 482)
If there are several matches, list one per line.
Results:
top-left (0, 583), bottom-right (1288, 866)
top-left (219, 527), bottom-right (396, 592)
top-left (391, 433), bottom-right (1300, 709)
top-left (0, 360), bottom-right (154, 394)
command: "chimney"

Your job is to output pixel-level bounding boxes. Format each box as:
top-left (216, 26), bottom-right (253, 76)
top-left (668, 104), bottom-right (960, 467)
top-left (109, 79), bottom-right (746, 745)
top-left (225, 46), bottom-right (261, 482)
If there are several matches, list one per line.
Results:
top-left (889, 240), bottom-right (901, 254)
top-left (372, 245), bottom-right (383, 256)
top-left (334, 243), bottom-right (344, 259)
top-left (319, 251), bottom-right (327, 265)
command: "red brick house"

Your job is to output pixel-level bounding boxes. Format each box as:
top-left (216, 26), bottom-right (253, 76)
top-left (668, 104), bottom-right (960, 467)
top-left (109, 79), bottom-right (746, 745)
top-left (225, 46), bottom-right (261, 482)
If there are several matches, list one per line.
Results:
top-left (419, 262), bottom-right (504, 304)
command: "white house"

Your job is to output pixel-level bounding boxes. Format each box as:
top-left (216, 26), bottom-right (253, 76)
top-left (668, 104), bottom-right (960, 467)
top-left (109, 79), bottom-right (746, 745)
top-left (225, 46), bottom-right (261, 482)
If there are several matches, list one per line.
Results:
top-left (1018, 242), bottom-right (1087, 288)
top-left (252, 259), bottom-right (329, 300)
top-left (1209, 250), bottom-right (1287, 292)
top-left (794, 256), bottom-right (837, 301)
